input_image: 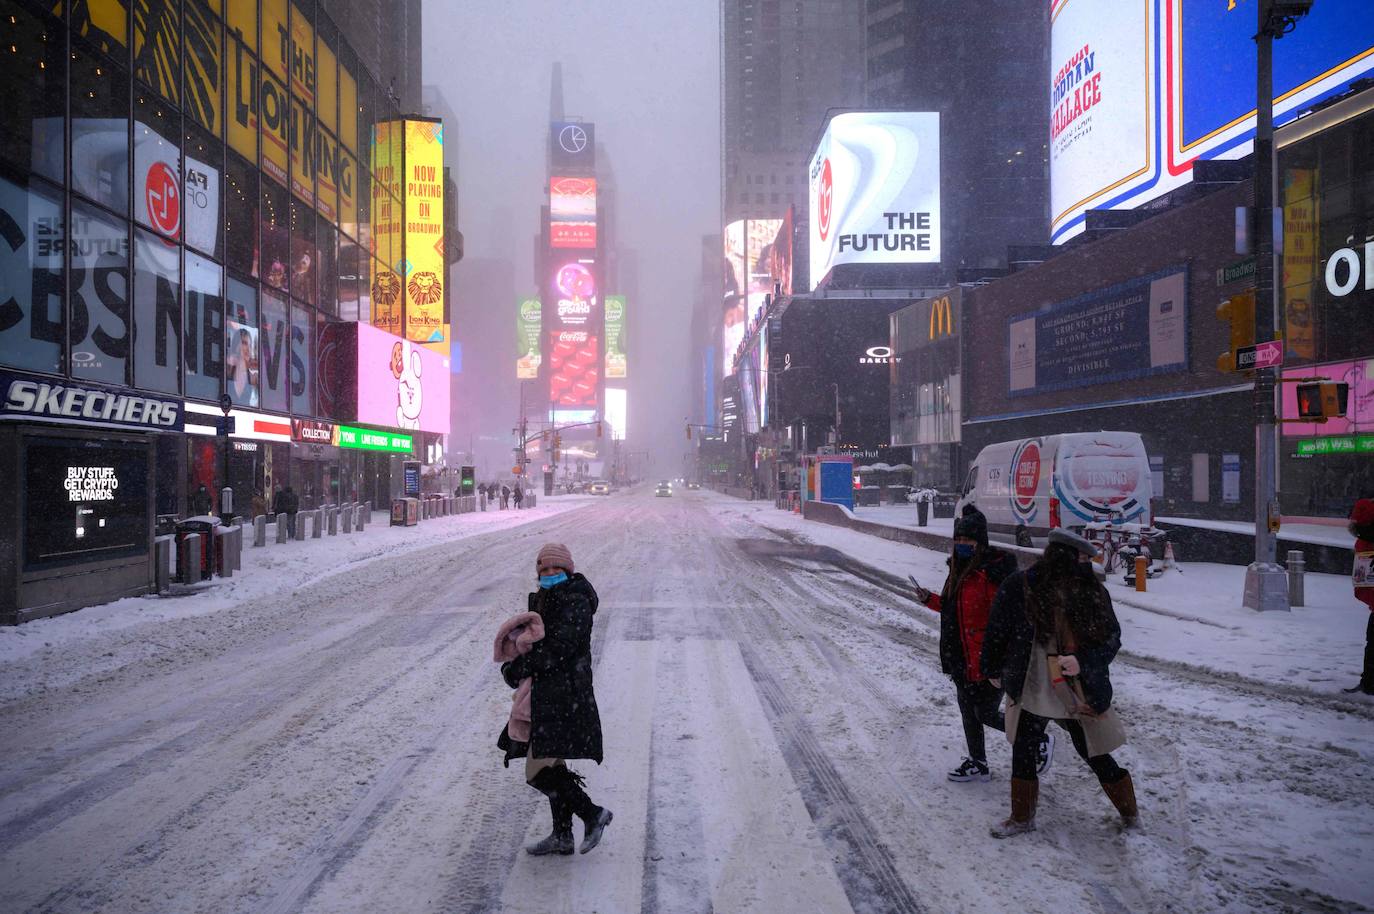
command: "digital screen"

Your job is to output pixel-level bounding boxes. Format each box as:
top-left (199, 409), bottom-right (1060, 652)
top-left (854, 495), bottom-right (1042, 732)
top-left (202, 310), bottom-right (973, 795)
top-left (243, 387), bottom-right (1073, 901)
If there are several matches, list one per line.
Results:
top-left (809, 112), bottom-right (941, 288)
top-left (355, 322), bottom-right (451, 434)
top-left (517, 297), bottom-right (542, 379)
top-left (402, 119), bottom-right (446, 346)
top-left (550, 176), bottom-right (597, 249)
top-left (605, 295), bottom-right (627, 379)
top-left (604, 387), bottom-right (627, 441)
top-left (549, 330), bottom-right (600, 408)
top-left (746, 218), bottom-right (782, 327)
top-left (24, 437), bottom-right (149, 570)
top-left (550, 257), bottom-right (597, 328)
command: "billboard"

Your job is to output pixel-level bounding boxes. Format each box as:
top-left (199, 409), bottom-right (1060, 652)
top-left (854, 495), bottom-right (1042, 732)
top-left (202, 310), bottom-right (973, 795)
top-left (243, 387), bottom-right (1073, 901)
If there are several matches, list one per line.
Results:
top-left (550, 121), bottom-right (595, 171)
top-left (402, 119), bottom-right (446, 347)
top-left (549, 330), bottom-right (599, 408)
top-left (550, 257), bottom-right (597, 328)
top-left (1281, 358), bottom-right (1374, 438)
top-left (605, 295), bottom-right (627, 379)
top-left (747, 218), bottom-right (783, 327)
top-left (370, 120), bottom-right (404, 335)
top-left (550, 177), bottom-right (597, 249)
top-left (770, 207), bottom-right (794, 298)
top-left (723, 221), bottom-right (746, 377)
top-left (517, 297), bottom-right (542, 379)
top-left (808, 112), bottom-right (941, 289)
top-left (354, 323), bottom-right (450, 434)
top-left (605, 387), bottom-right (627, 441)
top-left (1008, 266), bottom-right (1187, 396)
top-left (1049, 0), bottom-right (1374, 244)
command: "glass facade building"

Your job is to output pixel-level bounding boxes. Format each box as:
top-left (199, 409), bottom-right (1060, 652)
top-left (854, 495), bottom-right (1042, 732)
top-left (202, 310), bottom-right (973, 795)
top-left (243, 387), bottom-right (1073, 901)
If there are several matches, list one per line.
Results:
top-left (0, 0), bottom-right (434, 621)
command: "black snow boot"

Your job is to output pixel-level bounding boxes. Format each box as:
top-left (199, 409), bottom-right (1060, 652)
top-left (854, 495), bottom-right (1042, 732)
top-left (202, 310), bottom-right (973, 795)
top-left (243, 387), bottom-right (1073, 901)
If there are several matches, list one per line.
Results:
top-left (525, 767), bottom-right (574, 856)
top-left (558, 768), bottom-right (614, 854)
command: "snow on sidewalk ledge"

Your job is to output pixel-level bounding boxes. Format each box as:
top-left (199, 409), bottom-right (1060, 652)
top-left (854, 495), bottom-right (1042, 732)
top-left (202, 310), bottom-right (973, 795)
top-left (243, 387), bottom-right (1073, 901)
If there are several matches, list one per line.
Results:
top-left (708, 494), bottom-right (1372, 700)
top-left (0, 496), bottom-right (597, 666)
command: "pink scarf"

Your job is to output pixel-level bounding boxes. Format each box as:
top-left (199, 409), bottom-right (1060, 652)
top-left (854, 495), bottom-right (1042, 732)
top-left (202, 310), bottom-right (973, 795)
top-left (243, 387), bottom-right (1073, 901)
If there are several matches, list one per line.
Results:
top-left (493, 612), bottom-right (545, 742)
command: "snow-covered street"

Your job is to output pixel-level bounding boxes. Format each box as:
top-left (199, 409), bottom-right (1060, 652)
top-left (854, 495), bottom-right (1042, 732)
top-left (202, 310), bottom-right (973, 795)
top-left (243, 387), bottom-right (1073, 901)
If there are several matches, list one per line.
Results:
top-left (2, 489), bottom-right (1372, 914)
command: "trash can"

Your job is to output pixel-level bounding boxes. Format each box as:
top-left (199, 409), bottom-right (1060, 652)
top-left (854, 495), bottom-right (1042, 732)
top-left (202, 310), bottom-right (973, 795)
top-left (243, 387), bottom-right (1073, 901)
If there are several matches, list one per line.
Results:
top-left (916, 500), bottom-right (930, 526)
top-left (175, 516), bottom-right (219, 581)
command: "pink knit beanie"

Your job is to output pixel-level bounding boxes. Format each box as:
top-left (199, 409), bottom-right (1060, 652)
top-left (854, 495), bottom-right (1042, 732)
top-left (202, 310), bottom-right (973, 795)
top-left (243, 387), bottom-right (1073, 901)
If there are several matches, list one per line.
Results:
top-left (536, 542), bottom-right (575, 574)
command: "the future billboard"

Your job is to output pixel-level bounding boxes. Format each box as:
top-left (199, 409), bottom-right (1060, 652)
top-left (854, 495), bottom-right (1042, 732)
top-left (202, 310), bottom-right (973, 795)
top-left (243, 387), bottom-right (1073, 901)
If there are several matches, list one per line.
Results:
top-left (550, 177), bottom-right (597, 249)
top-left (808, 112), bottom-right (941, 289)
top-left (549, 330), bottom-right (600, 408)
top-left (517, 298), bottom-right (542, 379)
top-left (1049, 0), bottom-right (1374, 244)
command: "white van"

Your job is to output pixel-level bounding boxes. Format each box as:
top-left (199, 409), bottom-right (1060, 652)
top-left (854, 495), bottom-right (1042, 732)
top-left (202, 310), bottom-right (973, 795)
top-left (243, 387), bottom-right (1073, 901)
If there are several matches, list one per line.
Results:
top-left (956, 432), bottom-right (1153, 546)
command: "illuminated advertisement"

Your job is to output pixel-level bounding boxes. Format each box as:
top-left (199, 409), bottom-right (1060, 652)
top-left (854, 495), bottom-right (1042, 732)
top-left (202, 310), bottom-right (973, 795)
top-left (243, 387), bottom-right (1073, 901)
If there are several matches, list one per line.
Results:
top-left (723, 221), bottom-right (746, 377)
top-left (605, 295), bottom-right (627, 379)
top-left (24, 436), bottom-right (149, 571)
top-left (747, 218), bottom-right (783, 326)
top-left (549, 330), bottom-right (600, 408)
top-left (759, 323), bottom-right (770, 428)
top-left (808, 112), bottom-right (941, 289)
top-left (1049, 0), bottom-right (1374, 244)
top-left (370, 120), bottom-right (404, 335)
top-left (1282, 359), bottom-right (1374, 438)
top-left (337, 424), bottom-right (414, 453)
top-left (770, 207), bottom-right (794, 298)
top-left (517, 298), bottom-right (543, 379)
top-left (403, 119), bottom-right (447, 347)
top-left (604, 387), bottom-right (627, 441)
top-left (550, 257), bottom-right (597, 328)
top-left (550, 176), bottom-right (597, 249)
top-left (356, 323), bottom-right (450, 433)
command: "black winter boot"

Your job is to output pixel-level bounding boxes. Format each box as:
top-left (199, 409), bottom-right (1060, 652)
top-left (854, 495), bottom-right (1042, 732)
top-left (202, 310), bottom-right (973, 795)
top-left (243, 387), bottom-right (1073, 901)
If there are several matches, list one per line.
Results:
top-left (559, 768), bottom-right (614, 854)
top-left (525, 767), bottom-right (574, 856)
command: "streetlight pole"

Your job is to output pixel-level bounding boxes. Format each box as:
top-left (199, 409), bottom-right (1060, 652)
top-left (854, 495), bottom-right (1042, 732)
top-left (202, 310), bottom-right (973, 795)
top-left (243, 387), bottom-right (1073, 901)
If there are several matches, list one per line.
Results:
top-left (1246, 0), bottom-right (1308, 611)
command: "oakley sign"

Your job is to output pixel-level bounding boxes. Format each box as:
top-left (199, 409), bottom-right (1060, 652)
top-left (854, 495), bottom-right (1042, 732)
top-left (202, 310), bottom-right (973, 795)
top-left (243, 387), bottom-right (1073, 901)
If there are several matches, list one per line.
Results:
top-left (809, 112), bottom-right (942, 289)
top-left (859, 346), bottom-right (900, 365)
top-left (1325, 241), bottom-right (1374, 297)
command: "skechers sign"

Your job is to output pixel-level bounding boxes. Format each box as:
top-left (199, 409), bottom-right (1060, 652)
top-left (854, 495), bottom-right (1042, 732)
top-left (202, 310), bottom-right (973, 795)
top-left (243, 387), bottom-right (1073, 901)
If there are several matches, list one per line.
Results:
top-left (809, 112), bottom-right (941, 290)
top-left (0, 371), bottom-right (182, 431)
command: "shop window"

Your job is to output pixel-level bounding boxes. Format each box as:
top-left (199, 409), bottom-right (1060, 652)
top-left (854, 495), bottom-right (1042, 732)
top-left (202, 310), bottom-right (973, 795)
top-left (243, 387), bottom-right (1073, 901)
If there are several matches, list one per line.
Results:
top-left (184, 1), bottom-right (223, 137)
top-left (288, 97), bottom-right (314, 206)
top-left (23, 435), bottom-right (149, 571)
top-left (184, 251), bottom-right (222, 401)
top-left (226, 39), bottom-right (258, 163)
top-left (1, 3), bottom-right (65, 181)
top-left (71, 42), bottom-right (132, 215)
top-left (355, 244), bottom-right (370, 322)
top-left (355, 154), bottom-right (370, 255)
top-left (339, 44), bottom-right (358, 158)
top-left (67, 0), bottom-right (130, 56)
top-left (259, 287), bottom-right (288, 411)
top-left (184, 121), bottom-right (224, 259)
top-left (336, 232), bottom-right (360, 320)
top-left (69, 200), bottom-right (131, 384)
top-left (0, 174), bottom-right (64, 374)
top-left (317, 219), bottom-right (337, 314)
top-left (289, 195), bottom-right (317, 304)
top-left (133, 227), bottom-right (181, 393)
top-left (1191, 453), bottom-right (1210, 503)
top-left (133, 92), bottom-right (181, 237)
top-left (225, 0), bottom-right (255, 52)
top-left (290, 299), bottom-right (313, 415)
top-left (337, 149), bottom-right (358, 236)
top-left (225, 275), bottom-right (259, 407)
top-left (225, 151), bottom-right (257, 277)
top-left (314, 126), bottom-right (339, 225)
top-left (260, 73), bottom-right (289, 186)
top-left (356, 75), bottom-right (375, 166)
top-left (260, 176), bottom-right (289, 290)
top-left (134, 0), bottom-right (181, 105)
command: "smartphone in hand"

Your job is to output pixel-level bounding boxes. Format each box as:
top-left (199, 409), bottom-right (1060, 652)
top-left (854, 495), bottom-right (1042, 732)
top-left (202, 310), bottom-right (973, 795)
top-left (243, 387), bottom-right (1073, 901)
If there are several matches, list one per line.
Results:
top-left (908, 575), bottom-right (932, 603)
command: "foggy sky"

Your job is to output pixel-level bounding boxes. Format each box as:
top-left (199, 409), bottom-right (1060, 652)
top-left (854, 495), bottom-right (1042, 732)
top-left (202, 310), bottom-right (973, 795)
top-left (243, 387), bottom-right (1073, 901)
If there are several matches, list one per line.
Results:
top-left (422, 1), bottom-right (720, 477)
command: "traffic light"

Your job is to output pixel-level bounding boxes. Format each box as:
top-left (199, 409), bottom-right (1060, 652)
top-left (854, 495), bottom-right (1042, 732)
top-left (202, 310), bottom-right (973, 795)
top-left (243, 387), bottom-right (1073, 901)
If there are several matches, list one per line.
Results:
top-left (1216, 291), bottom-right (1256, 372)
top-left (1295, 381), bottom-right (1349, 421)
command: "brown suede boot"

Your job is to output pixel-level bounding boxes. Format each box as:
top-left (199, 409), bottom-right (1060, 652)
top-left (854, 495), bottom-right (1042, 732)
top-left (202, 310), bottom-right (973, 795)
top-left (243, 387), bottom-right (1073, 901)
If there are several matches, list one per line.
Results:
top-left (990, 777), bottom-right (1038, 838)
top-left (1101, 772), bottom-right (1139, 828)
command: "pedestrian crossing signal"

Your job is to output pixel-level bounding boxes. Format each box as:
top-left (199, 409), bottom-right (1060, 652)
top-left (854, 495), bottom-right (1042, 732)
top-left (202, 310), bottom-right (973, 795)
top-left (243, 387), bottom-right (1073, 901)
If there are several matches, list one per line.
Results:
top-left (1295, 381), bottom-right (1349, 421)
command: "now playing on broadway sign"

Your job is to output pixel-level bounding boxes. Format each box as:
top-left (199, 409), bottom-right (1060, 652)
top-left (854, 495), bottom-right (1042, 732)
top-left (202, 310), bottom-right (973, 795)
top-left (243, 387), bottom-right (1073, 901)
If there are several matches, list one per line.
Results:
top-left (1008, 266), bottom-right (1189, 396)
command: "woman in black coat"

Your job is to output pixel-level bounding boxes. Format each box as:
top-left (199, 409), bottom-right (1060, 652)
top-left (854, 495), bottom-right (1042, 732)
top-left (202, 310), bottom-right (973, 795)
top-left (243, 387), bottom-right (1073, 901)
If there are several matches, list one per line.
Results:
top-left (498, 542), bottom-right (612, 856)
top-left (981, 528), bottom-right (1138, 838)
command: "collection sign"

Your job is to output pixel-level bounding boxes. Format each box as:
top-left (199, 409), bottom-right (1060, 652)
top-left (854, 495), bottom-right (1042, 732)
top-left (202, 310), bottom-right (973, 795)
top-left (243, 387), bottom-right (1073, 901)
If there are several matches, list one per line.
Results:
top-left (0, 371), bottom-right (183, 432)
top-left (1008, 266), bottom-right (1188, 396)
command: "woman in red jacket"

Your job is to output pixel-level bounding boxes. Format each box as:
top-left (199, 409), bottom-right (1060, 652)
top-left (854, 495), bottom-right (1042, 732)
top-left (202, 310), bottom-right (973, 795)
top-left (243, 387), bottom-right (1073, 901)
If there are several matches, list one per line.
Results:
top-left (1348, 498), bottom-right (1374, 695)
top-left (916, 506), bottom-right (1053, 781)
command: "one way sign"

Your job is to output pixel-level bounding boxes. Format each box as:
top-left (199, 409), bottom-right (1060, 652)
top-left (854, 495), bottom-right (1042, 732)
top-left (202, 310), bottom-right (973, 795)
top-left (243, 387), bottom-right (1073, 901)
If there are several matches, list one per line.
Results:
top-left (1236, 339), bottom-right (1284, 371)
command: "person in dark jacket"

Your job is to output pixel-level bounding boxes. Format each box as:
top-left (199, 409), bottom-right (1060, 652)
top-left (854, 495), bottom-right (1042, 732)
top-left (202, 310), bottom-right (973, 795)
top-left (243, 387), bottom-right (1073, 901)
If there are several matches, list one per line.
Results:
top-left (981, 528), bottom-right (1137, 837)
top-left (498, 543), bottom-right (612, 856)
top-left (513, 484), bottom-right (524, 509)
top-left (500, 484), bottom-right (511, 510)
top-left (191, 484), bottom-right (212, 516)
top-left (917, 506), bottom-right (1052, 782)
top-left (1347, 498), bottom-right (1374, 694)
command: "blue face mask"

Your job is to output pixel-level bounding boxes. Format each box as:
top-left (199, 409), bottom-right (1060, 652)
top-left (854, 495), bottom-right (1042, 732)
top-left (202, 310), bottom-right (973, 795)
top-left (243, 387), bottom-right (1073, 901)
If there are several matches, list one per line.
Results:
top-left (539, 572), bottom-right (569, 589)
top-left (953, 544), bottom-right (975, 560)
